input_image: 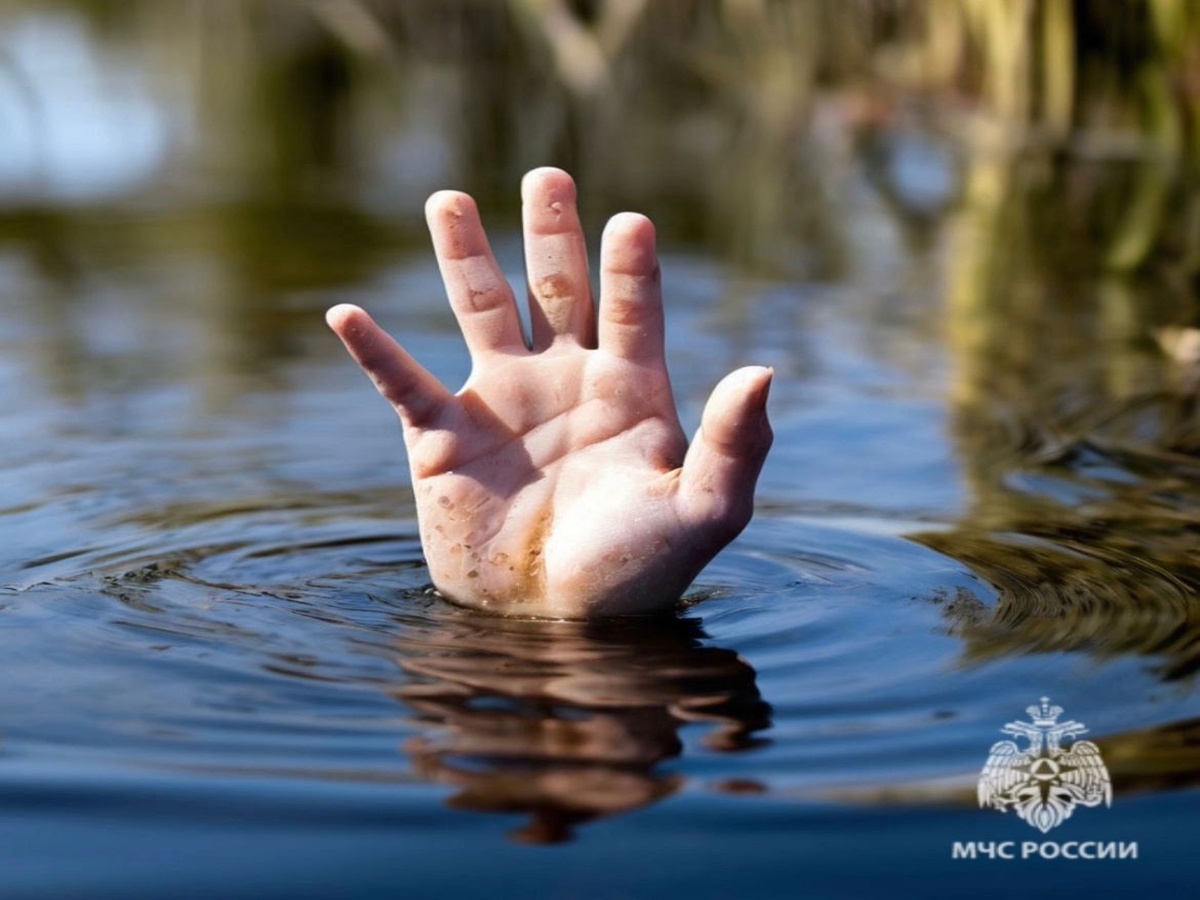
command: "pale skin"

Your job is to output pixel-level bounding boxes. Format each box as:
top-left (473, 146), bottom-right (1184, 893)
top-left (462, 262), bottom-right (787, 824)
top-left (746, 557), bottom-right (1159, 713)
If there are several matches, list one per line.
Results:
top-left (327, 168), bottom-right (772, 618)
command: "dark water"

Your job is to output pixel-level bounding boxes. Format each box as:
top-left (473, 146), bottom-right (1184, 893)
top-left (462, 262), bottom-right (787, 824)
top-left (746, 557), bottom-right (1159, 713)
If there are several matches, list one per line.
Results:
top-left (2, 6), bottom-right (1200, 899)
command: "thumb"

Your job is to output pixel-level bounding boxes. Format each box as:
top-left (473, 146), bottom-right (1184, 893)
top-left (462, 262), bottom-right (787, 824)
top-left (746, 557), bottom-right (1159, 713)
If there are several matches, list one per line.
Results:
top-left (678, 366), bottom-right (773, 533)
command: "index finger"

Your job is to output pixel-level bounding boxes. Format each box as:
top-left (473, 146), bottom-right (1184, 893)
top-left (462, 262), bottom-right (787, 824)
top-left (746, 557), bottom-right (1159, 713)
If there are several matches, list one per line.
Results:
top-left (598, 212), bottom-right (665, 365)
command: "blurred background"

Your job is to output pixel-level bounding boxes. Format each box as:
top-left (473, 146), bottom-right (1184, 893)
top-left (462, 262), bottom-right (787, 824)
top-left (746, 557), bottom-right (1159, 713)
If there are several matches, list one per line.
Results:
top-left (3, 0), bottom-right (1198, 274)
top-left (3, 0), bottom-right (1200, 403)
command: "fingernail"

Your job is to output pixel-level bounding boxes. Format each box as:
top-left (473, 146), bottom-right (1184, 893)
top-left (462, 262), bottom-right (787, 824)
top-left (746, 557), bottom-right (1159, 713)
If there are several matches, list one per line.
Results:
top-left (747, 366), bottom-right (773, 407)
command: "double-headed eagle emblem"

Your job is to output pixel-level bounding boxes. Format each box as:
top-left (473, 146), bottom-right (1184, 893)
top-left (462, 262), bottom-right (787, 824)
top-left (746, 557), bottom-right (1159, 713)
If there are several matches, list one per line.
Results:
top-left (978, 697), bottom-right (1112, 833)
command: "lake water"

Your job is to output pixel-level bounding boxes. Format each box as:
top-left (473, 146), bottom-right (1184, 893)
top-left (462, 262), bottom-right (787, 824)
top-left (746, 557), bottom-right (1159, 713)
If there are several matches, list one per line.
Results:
top-left (2, 7), bottom-right (1199, 898)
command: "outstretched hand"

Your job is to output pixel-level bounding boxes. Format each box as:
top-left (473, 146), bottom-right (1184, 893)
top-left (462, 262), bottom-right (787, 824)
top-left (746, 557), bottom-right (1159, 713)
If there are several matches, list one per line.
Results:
top-left (327, 168), bottom-right (771, 618)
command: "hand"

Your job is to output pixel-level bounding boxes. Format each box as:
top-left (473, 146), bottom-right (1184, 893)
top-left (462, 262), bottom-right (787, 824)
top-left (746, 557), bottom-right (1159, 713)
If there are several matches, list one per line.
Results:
top-left (327, 168), bottom-right (772, 618)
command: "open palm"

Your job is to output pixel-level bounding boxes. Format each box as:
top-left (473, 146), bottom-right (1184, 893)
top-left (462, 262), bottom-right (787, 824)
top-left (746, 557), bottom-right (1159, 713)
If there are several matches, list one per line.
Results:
top-left (328, 168), bottom-right (772, 618)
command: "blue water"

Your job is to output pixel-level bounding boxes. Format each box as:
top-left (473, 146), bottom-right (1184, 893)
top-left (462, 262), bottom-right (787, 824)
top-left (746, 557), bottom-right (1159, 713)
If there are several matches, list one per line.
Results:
top-left (3, 227), bottom-right (1197, 896)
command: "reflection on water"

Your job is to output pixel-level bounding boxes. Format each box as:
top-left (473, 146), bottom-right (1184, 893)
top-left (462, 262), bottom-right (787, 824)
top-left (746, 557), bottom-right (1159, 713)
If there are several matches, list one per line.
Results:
top-left (394, 614), bottom-right (769, 843)
top-left (916, 140), bottom-right (1200, 681)
top-left (1, 0), bottom-right (1200, 895)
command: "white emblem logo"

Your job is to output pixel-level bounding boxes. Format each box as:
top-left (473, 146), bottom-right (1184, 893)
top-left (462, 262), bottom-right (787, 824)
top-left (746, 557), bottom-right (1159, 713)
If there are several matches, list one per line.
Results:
top-left (978, 697), bottom-right (1112, 833)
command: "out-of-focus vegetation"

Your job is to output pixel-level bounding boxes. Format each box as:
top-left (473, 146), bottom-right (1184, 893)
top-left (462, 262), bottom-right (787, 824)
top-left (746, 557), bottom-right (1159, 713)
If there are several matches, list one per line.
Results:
top-left (3, 0), bottom-right (1200, 678)
top-left (2, 0), bottom-right (1198, 272)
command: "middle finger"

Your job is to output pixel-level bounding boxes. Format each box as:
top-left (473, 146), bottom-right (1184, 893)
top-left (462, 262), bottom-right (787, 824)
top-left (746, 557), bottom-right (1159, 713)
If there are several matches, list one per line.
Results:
top-left (521, 167), bottom-right (596, 350)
